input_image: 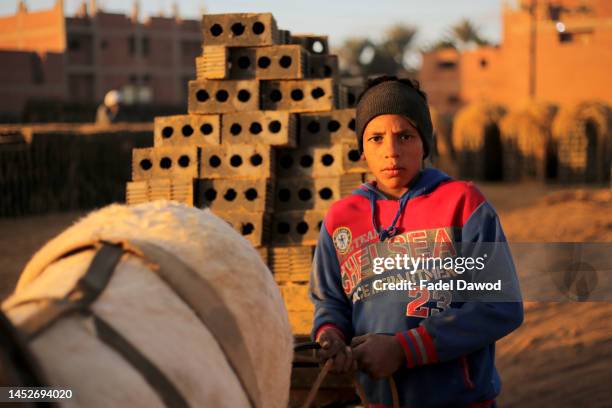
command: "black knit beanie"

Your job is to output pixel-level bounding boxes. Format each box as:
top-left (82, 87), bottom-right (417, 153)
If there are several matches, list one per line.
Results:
top-left (355, 80), bottom-right (433, 158)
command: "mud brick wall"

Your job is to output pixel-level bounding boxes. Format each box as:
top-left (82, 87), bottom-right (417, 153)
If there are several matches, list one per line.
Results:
top-left (0, 124), bottom-right (152, 217)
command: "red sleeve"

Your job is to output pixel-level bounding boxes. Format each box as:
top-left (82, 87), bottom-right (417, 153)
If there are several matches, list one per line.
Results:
top-left (395, 326), bottom-right (438, 368)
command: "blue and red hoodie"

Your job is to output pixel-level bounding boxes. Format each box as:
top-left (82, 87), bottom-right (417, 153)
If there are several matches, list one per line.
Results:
top-left (309, 168), bottom-right (523, 408)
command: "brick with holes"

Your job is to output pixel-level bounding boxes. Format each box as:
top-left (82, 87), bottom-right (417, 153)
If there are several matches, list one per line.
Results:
top-left (291, 34), bottom-right (329, 55)
top-left (154, 115), bottom-right (221, 146)
top-left (202, 13), bottom-right (280, 47)
top-left (196, 46), bottom-right (228, 79)
top-left (132, 146), bottom-right (200, 181)
top-left (260, 79), bottom-right (336, 113)
top-left (299, 109), bottom-right (356, 146)
top-left (307, 53), bottom-right (339, 79)
top-left (188, 79), bottom-right (259, 114)
top-left (343, 143), bottom-right (368, 173)
top-left (271, 210), bottom-right (325, 245)
top-left (229, 45), bottom-right (307, 80)
top-left (222, 111), bottom-right (297, 147)
top-left (201, 144), bottom-right (274, 179)
top-left (275, 144), bottom-right (343, 177)
top-left (213, 210), bottom-right (271, 246)
top-left (278, 29), bottom-right (292, 45)
top-left (195, 178), bottom-right (274, 212)
top-left (126, 178), bottom-right (195, 205)
top-left (275, 174), bottom-right (362, 211)
top-left (338, 83), bottom-right (365, 109)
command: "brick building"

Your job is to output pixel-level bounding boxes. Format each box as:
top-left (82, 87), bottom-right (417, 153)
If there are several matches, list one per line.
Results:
top-left (0, 0), bottom-right (202, 119)
top-left (420, 0), bottom-right (612, 115)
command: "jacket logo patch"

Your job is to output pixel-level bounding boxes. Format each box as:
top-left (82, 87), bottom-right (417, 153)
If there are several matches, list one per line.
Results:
top-left (333, 227), bottom-right (352, 254)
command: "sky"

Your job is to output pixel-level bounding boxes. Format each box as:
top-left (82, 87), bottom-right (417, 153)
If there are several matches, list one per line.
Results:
top-left (0, 0), bottom-right (504, 49)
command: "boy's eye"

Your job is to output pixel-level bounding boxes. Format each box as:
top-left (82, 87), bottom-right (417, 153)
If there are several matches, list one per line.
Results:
top-left (368, 135), bottom-right (383, 142)
top-left (400, 133), bottom-right (418, 140)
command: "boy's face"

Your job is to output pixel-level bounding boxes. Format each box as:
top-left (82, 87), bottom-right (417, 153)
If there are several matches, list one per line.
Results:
top-left (362, 114), bottom-right (423, 199)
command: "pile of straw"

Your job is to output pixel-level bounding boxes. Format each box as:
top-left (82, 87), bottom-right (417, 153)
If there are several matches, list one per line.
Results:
top-left (452, 102), bottom-right (506, 152)
top-left (552, 100), bottom-right (611, 181)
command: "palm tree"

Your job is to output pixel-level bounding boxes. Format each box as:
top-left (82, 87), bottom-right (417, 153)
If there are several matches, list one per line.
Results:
top-left (336, 24), bottom-right (419, 76)
top-left (381, 24), bottom-right (418, 64)
top-left (450, 18), bottom-right (489, 49)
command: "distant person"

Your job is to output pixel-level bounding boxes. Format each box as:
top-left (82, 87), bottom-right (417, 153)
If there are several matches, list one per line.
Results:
top-left (96, 90), bottom-right (125, 125)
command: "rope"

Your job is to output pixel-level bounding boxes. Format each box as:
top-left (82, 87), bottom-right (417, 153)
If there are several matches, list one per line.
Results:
top-left (300, 359), bottom-right (399, 408)
top-left (300, 359), bottom-right (333, 408)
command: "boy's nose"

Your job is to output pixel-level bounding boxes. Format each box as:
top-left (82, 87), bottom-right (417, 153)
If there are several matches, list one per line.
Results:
top-left (383, 134), bottom-right (400, 158)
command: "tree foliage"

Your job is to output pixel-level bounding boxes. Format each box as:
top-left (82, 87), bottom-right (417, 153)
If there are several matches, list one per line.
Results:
top-left (336, 24), bottom-right (418, 76)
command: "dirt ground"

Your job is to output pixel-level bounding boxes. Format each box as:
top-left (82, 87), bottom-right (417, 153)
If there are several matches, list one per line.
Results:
top-left (0, 182), bottom-right (610, 407)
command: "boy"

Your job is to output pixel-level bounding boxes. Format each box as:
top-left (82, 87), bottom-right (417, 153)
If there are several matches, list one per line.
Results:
top-left (309, 76), bottom-right (523, 407)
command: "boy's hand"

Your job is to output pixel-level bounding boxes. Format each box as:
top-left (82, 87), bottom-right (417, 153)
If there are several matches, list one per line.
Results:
top-left (351, 334), bottom-right (404, 379)
top-left (317, 328), bottom-right (357, 374)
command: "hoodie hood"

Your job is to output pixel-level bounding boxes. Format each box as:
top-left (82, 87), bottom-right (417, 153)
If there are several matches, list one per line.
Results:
top-left (352, 168), bottom-right (452, 241)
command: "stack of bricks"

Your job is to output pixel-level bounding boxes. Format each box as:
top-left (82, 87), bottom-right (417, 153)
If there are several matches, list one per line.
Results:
top-left (126, 12), bottom-right (368, 335)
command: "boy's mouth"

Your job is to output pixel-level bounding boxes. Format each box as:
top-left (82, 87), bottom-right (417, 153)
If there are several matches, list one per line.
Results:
top-left (381, 166), bottom-right (404, 176)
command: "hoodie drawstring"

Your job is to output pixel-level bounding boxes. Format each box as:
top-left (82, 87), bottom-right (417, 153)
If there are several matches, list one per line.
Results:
top-left (369, 193), bottom-right (409, 242)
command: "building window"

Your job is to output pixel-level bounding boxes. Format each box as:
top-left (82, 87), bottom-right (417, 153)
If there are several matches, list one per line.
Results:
top-left (68, 39), bottom-right (80, 51)
top-left (548, 5), bottom-right (563, 21)
top-left (128, 35), bottom-right (136, 56)
top-left (143, 73), bottom-right (151, 83)
top-left (100, 39), bottom-right (108, 50)
top-left (142, 37), bottom-right (150, 57)
top-left (448, 95), bottom-right (460, 105)
top-left (437, 60), bottom-right (457, 70)
top-left (129, 74), bottom-right (138, 84)
top-left (480, 58), bottom-right (488, 68)
top-left (31, 54), bottom-right (44, 84)
top-left (559, 30), bottom-right (593, 44)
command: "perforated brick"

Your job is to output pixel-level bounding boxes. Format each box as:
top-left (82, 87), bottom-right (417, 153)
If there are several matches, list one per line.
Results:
top-left (126, 178), bottom-right (194, 206)
top-left (275, 174), bottom-right (362, 211)
top-left (339, 83), bottom-right (365, 108)
top-left (154, 114), bottom-right (221, 146)
top-left (229, 45), bottom-right (307, 80)
top-left (271, 210), bottom-right (325, 245)
top-left (261, 79), bottom-right (335, 113)
top-left (299, 109), bottom-right (356, 146)
top-left (202, 13), bottom-right (280, 47)
top-left (213, 210), bottom-right (270, 246)
top-left (201, 144), bottom-right (274, 179)
top-left (279, 29), bottom-right (292, 44)
top-left (343, 144), bottom-right (368, 173)
top-left (188, 79), bottom-right (259, 114)
top-left (307, 53), bottom-right (339, 79)
top-left (196, 46), bottom-right (228, 79)
top-left (132, 146), bottom-right (200, 181)
top-left (196, 178), bottom-right (273, 212)
top-left (276, 144), bottom-right (343, 177)
top-left (222, 111), bottom-right (297, 147)
top-left (291, 34), bottom-right (329, 55)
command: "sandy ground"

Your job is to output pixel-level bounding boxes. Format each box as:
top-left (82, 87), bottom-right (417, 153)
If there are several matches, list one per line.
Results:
top-left (483, 185), bottom-right (612, 408)
top-left (0, 183), bottom-right (610, 407)
top-left (0, 210), bottom-right (86, 299)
